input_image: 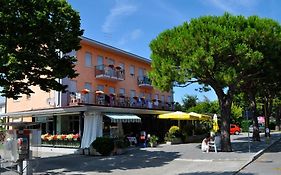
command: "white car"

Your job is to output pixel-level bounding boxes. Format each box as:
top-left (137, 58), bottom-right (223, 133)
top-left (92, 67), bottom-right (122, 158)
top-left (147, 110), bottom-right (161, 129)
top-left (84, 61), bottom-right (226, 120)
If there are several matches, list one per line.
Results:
top-left (249, 124), bottom-right (265, 133)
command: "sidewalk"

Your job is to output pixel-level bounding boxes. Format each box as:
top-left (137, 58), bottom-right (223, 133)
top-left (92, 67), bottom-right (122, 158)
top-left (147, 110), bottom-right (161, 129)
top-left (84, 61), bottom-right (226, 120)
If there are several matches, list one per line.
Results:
top-left (1, 132), bottom-right (280, 175)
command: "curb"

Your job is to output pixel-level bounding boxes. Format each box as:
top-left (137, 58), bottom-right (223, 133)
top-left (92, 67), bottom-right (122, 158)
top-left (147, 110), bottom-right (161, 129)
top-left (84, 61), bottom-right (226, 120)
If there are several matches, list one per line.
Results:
top-left (233, 136), bottom-right (281, 174)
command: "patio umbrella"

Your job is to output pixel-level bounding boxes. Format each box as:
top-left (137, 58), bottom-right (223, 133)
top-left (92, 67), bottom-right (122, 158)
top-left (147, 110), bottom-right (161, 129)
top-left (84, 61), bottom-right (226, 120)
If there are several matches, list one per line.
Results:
top-left (81, 89), bottom-right (90, 94)
top-left (158, 111), bottom-right (199, 120)
top-left (187, 112), bottom-right (211, 121)
top-left (95, 90), bottom-right (104, 95)
top-left (213, 114), bottom-right (219, 132)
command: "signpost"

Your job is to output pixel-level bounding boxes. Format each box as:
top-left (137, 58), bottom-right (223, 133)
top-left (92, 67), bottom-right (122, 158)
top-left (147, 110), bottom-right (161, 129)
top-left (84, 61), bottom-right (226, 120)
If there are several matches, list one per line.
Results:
top-left (245, 110), bottom-right (251, 153)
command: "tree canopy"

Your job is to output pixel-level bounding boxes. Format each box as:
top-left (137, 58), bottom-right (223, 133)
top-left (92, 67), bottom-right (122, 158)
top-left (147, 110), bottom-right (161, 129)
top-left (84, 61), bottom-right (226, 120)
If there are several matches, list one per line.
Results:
top-left (0, 0), bottom-right (83, 99)
top-left (149, 13), bottom-right (281, 151)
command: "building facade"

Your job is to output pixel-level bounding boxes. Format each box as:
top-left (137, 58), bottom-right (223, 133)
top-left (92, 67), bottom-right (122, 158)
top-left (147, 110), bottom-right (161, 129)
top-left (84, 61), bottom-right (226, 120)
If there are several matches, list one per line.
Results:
top-left (4, 37), bottom-right (174, 148)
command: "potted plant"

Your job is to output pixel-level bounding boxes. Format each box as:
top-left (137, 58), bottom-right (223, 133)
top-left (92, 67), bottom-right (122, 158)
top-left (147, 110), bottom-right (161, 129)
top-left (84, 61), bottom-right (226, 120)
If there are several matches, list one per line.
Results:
top-left (148, 135), bottom-right (159, 147)
top-left (113, 137), bottom-right (130, 155)
top-left (91, 137), bottom-right (114, 156)
top-left (165, 126), bottom-right (182, 144)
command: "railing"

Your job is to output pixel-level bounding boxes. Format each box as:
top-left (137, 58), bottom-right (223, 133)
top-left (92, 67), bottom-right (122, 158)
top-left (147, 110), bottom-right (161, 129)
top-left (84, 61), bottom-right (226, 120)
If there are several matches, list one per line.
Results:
top-left (137, 76), bottom-right (152, 86)
top-left (95, 64), bottom-right (125, 81)
top-left (68, 92), bottom-right (175, 111)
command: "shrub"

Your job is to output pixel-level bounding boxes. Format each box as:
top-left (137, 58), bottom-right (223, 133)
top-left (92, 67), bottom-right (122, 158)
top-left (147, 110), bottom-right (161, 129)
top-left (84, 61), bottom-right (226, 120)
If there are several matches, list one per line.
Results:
top-left (91, 137), bottom-right (114, 156)
top-left (169, 126), bottom-right (180, 135)
top-left (114, 137), bottom-right (130, 149)
top-left (269, 121), bottom-right (276, 130)
top-left (149, 135), bottom-right (159, 144)
top-left (165, 126), bottom-right (183, 143)
top-left (241, 120), bottom-right (251, 132)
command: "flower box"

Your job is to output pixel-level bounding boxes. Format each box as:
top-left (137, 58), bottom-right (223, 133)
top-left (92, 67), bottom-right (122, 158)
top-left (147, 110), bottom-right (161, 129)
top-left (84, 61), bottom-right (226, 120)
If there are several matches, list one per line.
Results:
top-left (41, 133), bottom-right (80, 148)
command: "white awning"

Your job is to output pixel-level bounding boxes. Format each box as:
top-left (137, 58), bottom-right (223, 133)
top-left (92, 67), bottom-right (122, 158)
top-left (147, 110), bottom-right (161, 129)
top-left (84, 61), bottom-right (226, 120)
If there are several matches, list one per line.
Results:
top-left (104, 113), bottom-right (141, 123)
top-left (0, 106), bottom-right (87, 118)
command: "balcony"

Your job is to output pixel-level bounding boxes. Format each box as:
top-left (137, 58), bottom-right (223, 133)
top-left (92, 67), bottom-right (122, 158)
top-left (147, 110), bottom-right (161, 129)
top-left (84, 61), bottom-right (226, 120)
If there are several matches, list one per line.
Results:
top-left (95, 64), bottom-right (125, 81)
top-left (67, 92), bottom-right (175, 111)
top-left (137, 76), bottom-right (153, 89)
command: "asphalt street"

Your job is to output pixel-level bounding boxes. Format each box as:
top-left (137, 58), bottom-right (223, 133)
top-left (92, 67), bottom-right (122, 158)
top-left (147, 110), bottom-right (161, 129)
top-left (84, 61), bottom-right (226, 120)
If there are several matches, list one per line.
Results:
top-left (237, 138), bottom-right (281, 175)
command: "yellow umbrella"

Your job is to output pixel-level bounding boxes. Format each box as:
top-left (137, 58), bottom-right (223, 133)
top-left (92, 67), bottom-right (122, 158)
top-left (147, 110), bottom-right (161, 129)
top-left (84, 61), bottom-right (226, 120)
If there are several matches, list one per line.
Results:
top-left (158, 111), bottom-right (199, 120)
top-left (213, 114), bottom-right (219, 132)
top-left (187, 112), bottom-right (212, 121)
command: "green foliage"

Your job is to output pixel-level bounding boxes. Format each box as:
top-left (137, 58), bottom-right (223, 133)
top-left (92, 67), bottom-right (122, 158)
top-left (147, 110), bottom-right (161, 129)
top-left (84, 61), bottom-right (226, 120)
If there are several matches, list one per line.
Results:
top-left (91, 137), bottom-right (114, 156)
top-left (149, 135), bottom-right (159, 144)
top-left (230, 103), bottom-right (243, 124)
top-left (182, 95), bottom-right (198, 110)
top-left (187, 100), bottom-right (220, 115)
top-left (0, 0), bottom-right (83, 99)
top-left (114, 137), bottom-right (130, 149)
top-left (269, 121), bottom-right (276, 130)
top-left (169, 126), bottom-right (180, 135)
top-left (149, 13), bottom-right (281, 151)
top-left (165, 126), bottom-right (182, 142)
top-left (241, 120), bottom-right (251, 132)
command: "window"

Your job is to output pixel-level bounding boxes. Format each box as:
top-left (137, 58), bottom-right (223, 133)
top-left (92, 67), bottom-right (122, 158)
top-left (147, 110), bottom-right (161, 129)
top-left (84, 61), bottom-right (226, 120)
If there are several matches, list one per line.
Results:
top-left (167, 96), bottom-right (171, 103)
top-left (161, 95), bottom-right (165, 103)
top-left (97, 56), bottom-right (103, 65)
top-left (85, 52), bottom-right (92, 67)
top-left (109, 87), bottom-right (115, 94)
top-left (107, 58), bottom-right (115, 65)
top-left (69, 116), bottom-right (79, 134)
top-left (138, 68), bottom-right (144, 77)
top-left (84, 82), bottom-right (92, 103)
top-left (97, 85), bottom-right (104, 91)
top-left (97, 55), bottom-right (104, 70)
top-left (154, 94), bottom-right (159, 100)
top-left (129, 65), bottom-right (135, 76)
top-left (68, 80), bottom-right (77, 93)
top-left (130, 90), bottom-right (136, 98)
top-left (119, 88), bottom-right (125, 96)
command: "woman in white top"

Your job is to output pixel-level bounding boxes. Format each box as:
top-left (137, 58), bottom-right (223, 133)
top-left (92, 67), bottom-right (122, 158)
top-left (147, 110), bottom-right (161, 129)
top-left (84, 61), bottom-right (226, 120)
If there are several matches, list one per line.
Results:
top-left (201, 134), bottom-right (211, 153)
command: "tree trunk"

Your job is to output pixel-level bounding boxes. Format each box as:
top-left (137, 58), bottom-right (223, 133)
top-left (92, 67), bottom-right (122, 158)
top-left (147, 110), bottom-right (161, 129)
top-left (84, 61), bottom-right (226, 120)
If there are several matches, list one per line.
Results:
top-left (264, 97), bottom-right (270, 137)
top-left (248, 92), bottom-right (260, 141)
top-left (219, 96), bottom-right (232, 152)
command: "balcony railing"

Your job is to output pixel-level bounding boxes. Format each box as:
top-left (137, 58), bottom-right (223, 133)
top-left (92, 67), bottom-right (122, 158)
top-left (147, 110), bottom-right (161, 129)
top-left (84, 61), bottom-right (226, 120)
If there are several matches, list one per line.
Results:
top-left (137, 76), bottom-right (153, 88)
top-left (95, 64), bottom-right (125, 81)
top-left (68, 92), bottom-right (174, 111)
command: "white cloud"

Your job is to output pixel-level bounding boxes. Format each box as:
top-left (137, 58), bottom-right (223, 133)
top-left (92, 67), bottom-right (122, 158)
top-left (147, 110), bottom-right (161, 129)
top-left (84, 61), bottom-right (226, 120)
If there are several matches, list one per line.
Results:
top-left (117, 28), bottom-right (142, 45)
top-left (102, 0), bottom-right (137, 33)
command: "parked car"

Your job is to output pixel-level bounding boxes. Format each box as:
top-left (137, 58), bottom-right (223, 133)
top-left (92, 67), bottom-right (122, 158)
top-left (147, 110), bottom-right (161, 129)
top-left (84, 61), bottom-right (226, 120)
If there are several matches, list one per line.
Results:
top-left (230, 124), bottom-right (241, 135)
top-left (249, 124), bottom-right (265, 133)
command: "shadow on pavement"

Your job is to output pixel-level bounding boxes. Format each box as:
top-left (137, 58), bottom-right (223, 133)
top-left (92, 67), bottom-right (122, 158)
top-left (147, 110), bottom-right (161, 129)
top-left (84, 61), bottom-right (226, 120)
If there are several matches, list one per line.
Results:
top-left (265, 139), bottom-right (281, 153)
top-left (179, 172), bottom-right (254, 175)
top-left (32, 148), bottom-right (180, 174)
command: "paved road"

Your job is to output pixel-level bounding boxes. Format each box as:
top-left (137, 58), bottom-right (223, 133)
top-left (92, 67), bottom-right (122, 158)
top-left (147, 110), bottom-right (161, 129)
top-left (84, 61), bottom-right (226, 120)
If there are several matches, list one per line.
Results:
top-left (237, 138), bottom-right (281, 175)
top-left (1, 132), bottom-right (280, 175)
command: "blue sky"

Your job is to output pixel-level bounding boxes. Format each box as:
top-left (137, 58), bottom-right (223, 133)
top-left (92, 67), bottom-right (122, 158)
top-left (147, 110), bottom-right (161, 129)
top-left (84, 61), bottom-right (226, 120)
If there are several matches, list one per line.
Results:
top-left (67, 0), bottom-right (281, 103)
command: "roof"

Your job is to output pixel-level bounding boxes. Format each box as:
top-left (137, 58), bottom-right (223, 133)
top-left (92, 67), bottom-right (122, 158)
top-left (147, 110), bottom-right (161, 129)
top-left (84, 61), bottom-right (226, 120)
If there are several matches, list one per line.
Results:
top-left (81, 36), bottom-right (151, 64)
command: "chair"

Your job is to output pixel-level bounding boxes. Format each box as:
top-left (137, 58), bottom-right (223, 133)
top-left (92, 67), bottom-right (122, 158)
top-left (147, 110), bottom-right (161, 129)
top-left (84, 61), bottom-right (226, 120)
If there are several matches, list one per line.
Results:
top-left (209, 136), bottom-right (221, 153)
